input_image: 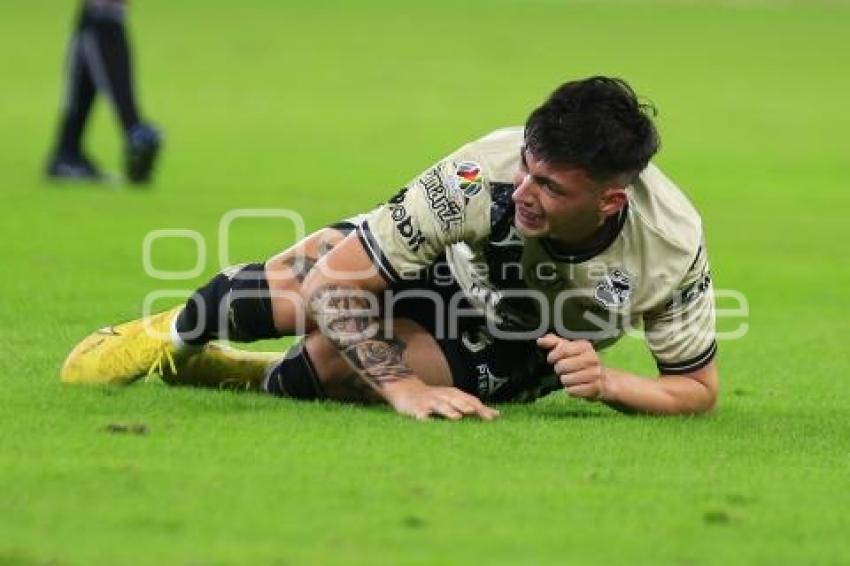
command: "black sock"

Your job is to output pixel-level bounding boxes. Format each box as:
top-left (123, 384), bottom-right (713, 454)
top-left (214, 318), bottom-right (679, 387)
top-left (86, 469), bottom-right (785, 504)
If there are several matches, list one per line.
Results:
top-left (53, 16), bottom-right (97, 158)
top-left (78, 3), bottom-right (141, 134)
top-left (264, 339), bottom-right (326, 400)
top-left (174, 264), bottom-right (282, 347)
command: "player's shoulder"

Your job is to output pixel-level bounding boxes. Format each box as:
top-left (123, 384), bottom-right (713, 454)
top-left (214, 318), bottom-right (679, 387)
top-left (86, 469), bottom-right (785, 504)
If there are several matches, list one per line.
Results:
top-left (449, 126), bottom-right (523, 185)
top-left (628, 163), bottom-right (703, 255)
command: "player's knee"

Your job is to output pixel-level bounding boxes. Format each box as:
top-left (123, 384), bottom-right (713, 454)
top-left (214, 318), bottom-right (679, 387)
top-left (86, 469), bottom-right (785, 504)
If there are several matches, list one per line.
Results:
top-left (263, 337), bottom-right (326, 400)
top-left (264, 333), bottom-right (380, 403)
top-left (263, 256), bottom-right (301, 292)
top-left (176, 263), bottom-right (280, 345)
top-left (263, 256), bottom-right (311, 333)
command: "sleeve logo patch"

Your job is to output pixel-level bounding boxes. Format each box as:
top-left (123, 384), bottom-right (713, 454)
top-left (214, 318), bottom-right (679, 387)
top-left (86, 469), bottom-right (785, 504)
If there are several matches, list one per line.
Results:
top-left (454, 161), bottom-right (483, 197)
top-left (419, 167), bottom-right (463, 231)
top-left (664, 270), bottom-right (712, 311)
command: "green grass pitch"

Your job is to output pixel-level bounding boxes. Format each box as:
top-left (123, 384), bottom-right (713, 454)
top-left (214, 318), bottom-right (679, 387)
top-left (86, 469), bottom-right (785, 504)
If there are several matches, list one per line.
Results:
top-left (1, 0), bottom-right (849, 564)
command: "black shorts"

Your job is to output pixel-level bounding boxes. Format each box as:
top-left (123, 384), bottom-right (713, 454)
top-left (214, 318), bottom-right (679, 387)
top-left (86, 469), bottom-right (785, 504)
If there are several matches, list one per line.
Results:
top-left (331, 219), bottom-right (558, 402)
top-left (388, 259), bottom-right (559, 403)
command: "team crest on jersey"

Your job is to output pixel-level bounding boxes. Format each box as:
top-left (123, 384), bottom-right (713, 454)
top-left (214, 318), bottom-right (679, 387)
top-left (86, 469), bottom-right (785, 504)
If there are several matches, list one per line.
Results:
top-left (454, 161), bottom-right (483, 197)
top-left (594, 268), bottom-right (633, 308)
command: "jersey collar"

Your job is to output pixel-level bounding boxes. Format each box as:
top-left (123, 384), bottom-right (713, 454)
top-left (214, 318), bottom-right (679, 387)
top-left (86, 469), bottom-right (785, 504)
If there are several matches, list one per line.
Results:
top-left (538, 204), bottom-right (629, 263)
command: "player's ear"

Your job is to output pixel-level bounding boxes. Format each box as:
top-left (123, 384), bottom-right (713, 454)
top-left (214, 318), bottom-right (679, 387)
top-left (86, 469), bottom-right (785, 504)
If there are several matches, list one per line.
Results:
top-left (599, 186), bottom-right (628, 216)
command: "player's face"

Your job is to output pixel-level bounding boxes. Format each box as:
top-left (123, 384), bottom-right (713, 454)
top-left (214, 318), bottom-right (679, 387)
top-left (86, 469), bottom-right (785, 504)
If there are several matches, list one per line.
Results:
top-left (512, 148), bottom-right (627, 243)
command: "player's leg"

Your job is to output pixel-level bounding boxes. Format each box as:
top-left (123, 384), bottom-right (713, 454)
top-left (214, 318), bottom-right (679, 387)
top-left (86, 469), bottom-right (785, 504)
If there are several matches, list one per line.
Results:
top-left (172, 225), bottom-right (349, 347)
top-left (46, 4), bottom-right (102, 181)
top-left (158, 315), bottom-right (453, 399)
top-left (60, 226), bottom-right (347, 385)
top-left (76, 0), bottom-right (162, 183)
top-left (151, 227), bottom-right (350, 389)
top-left (264, 224), bottom-right (351, 333)
top-left (264, 319), bottom-right (453, 403)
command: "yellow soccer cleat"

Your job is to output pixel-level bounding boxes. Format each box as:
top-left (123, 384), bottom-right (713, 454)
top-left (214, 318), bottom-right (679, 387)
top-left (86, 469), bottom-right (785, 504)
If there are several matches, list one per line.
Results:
top-left (161, 343), bottom-right (283, 391)
top-left (60, 306), bottom-right (185, 385)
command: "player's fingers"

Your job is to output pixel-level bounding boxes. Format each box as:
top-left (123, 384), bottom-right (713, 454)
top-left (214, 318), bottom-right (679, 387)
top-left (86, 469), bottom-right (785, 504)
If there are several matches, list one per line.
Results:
top-left (546, 340), bottom-right (573, 365)
top-left (450, 393), bottom-right (498, 420)
top-left (443, 395), bottom-right (476, 415)
top-left (437, 388), bottom-right (500, 420)
top-left (554, 353), bottom-right (595, 376)
top-left (469, 406), bottom-right (498, 420)
top-left (432, 400), bottom-right (463, 421)
top-left (472, 399), bottom-right (501, 420)
top-left (564, 382), bottom-right (599, 399)
top-left (554, 357), bottom-right (583, 376)
top-left (479, 405), bottom-right (501, 420)
top-left (560, 368), bottom-right (597, 387)
top-left (460, 393), bottom-right (500, 420)
top-left (455, 399), bottom-right (483, 415)
top-left (554, 341), bottom-right (595, 365)
top-left (536, 333), bottom-right (559, 350)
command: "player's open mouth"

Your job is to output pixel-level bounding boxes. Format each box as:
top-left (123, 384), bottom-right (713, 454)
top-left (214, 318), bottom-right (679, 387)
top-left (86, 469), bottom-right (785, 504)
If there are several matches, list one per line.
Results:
top-left (516, 207), bottom-right (545, 230)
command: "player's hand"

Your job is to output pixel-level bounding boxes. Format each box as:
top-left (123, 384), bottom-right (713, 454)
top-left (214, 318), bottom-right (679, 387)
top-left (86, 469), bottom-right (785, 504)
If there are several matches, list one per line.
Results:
top-left (537, 334), bottom-right (608, 401)
top-left (384, 379), bottom-right (500, 421)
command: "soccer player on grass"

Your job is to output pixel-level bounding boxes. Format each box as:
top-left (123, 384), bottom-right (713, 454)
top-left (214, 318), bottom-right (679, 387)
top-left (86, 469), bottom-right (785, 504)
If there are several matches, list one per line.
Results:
top-left (61, 77), bottom-right (718, 419)
top-left (46, 0), bottom-right (161, 183)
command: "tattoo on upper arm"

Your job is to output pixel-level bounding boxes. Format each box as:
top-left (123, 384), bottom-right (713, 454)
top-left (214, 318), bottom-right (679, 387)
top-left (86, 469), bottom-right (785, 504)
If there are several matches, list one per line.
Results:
top-left (308, 284), bottom-right (413, 388)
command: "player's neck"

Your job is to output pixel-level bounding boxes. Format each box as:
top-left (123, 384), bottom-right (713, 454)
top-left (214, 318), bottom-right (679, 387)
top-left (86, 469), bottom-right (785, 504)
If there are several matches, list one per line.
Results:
top-left (543, 207), bottom-right (627, 261)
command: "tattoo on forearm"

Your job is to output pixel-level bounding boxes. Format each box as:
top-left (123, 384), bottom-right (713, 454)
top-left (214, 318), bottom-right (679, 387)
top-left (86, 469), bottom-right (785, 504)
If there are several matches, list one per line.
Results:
top-left (309, 284), bottom-right (413, 388)
top-left (347, 339), bottom-right (414, 382)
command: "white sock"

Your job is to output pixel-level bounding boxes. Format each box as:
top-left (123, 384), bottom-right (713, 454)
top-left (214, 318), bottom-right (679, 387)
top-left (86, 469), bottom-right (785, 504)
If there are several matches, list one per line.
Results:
top-left (169, 309), bottom-right (189, 350)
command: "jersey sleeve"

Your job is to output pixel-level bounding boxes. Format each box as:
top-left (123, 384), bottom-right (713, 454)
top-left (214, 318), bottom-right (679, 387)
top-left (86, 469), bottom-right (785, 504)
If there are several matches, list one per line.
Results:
top-left (642, 241), bottom-right (717, 375)
top-left (356, 156), bottom-right (492, 283)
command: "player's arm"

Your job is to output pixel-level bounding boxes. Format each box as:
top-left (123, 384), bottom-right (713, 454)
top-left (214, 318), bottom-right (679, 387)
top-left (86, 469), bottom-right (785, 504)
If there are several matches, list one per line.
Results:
top-left (301, 234), bottom-right (498, 421)
top-left (538, 242), bottom-right (719, 416)
top-left (537, 333), bottom-right (717, 415)
top-left (603, 361), bottom-right (717, 414)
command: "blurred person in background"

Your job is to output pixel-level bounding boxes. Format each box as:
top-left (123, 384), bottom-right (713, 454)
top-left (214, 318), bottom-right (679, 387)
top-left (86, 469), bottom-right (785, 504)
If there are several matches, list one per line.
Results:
top-left (45, 0), bottom-right (161, 184)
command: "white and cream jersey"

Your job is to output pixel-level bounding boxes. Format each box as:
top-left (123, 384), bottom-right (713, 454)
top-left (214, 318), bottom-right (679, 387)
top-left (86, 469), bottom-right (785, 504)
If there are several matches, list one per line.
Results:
top-left (355, 127), bottom-right (716, 375)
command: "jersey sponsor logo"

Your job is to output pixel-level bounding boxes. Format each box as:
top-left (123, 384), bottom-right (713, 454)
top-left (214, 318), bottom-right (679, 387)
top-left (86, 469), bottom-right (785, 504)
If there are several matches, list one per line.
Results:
top-left (419, 167), bottom-right (463, 230)
top-left (594, 268), bottom-right (633, 308)
top-left (387, 188), bottom-right (426, 252)
top-left (454, 160), bottom-right (483, 197)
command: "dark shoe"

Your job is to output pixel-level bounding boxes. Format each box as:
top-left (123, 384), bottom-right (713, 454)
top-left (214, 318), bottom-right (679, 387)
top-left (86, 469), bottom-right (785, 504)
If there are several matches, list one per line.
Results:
top-left (125, 123), bottom-right (162, 184)
top-left (45, 153), bottom-right (105, 182)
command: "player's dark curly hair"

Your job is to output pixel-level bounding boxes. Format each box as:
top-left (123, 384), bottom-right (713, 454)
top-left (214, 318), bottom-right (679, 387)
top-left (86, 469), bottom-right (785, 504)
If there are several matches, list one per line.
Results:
top-left (524, 76), bottom-right (660, 182)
